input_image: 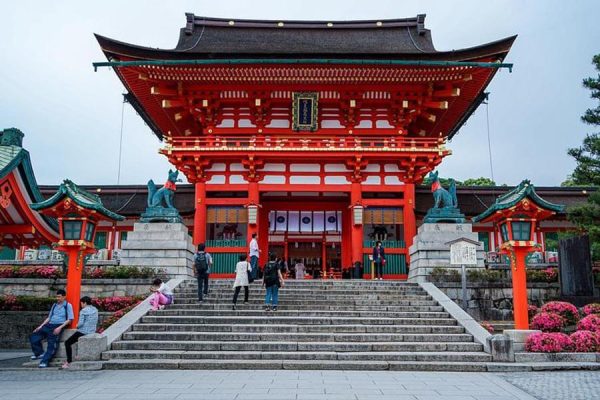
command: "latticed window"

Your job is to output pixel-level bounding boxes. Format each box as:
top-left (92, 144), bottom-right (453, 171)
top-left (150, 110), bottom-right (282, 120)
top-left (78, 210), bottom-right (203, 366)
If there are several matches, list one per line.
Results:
top-left (63, 221), bottom-right (81, 240)
top-left (511, 221), bottom-right (531, 241)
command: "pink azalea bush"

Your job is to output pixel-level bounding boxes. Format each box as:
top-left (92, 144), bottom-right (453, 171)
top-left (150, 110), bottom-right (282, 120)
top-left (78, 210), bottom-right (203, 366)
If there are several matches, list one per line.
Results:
top-left (92, 296), bottom-right (142, 312)
top-left (530, 312), bottom-right (566, 332)
top-left (0, 266), bottom-right (62, 279)
top-left (528, 304), bottom-right (539, 320)
top-left (570, 331), bottom-right (600, 352)
top-left (582, 303), bottom-right (600, 316)
top-left (540, 301), bottom-right (580, 325)
top-left (577, 314), bottom-right (600, 333)
top-left (525, 332), bottom-right (573, 353)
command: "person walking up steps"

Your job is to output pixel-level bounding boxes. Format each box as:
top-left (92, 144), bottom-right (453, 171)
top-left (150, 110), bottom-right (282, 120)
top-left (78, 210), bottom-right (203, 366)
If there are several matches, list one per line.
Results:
top-left (194, 243), bottom-right (212, 302)
top-left (232, 254), bottom-right (252, 310)
top-left (263, 253), bottom-right (285, 311)
top-left (249, 233), bottom-right (260, 281)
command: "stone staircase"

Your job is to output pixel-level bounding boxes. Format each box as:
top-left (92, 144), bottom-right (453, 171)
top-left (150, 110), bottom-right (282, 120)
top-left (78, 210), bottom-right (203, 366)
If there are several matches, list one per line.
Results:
top-left (102, 280), bottom-right (492, 370)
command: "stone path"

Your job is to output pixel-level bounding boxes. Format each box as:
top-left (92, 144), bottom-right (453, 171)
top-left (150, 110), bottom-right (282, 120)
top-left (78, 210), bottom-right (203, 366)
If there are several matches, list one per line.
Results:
top-left (500, 371), bottom-right (600, 400)
top-left (0, 370), bottom-right (542, 400)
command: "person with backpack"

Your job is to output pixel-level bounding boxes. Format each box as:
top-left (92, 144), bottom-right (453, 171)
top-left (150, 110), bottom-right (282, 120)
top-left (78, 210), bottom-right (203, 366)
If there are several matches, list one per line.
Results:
top-left (29, 289), bottom-right (74, 368)
top-left (194, 243), bottom-right (212, 302)
top-left (232, 254), bottom-right (252, 310)
top-left (263, 253), bottom-right (285, 311)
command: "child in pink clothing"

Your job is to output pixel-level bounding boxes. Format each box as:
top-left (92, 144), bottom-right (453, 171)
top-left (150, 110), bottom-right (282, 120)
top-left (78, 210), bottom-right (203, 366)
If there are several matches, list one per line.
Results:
top-left (149, 278), bottom-right (173, 310)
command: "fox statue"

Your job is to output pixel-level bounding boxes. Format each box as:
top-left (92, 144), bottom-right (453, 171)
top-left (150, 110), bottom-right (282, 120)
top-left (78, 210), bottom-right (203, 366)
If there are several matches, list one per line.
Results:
top-left (428, 170), bottom-right (457, 209)
top-left (147, 169), bottom-right (182, 209)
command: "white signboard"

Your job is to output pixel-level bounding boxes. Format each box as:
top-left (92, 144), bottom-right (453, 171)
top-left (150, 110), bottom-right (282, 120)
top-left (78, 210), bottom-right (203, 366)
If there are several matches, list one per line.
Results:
top-left (450, 241), bottom-right (478, 265)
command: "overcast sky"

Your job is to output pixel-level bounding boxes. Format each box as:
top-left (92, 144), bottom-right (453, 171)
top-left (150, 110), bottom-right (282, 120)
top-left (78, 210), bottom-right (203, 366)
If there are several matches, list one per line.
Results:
top-left (0, 1), bottom-right (598, 186)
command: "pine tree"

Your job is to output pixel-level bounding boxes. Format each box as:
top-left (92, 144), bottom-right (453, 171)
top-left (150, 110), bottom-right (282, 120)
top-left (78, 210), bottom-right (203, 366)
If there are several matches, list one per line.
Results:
top-left (566, 54), bottom-right (600, 260)
top-left (566, 54), bottom-right (600, 186)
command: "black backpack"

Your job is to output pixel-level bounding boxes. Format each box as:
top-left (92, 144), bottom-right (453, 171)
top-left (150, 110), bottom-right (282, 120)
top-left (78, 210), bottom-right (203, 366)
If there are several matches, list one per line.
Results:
top-left (195, 251), bottom-right (208, 274)
top-left (264, 261), bottom-right (279, 286)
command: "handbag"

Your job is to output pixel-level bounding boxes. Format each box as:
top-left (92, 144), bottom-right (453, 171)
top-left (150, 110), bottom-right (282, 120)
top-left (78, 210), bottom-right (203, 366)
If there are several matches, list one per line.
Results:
top-left (247, 262), bottom-right (254, 283)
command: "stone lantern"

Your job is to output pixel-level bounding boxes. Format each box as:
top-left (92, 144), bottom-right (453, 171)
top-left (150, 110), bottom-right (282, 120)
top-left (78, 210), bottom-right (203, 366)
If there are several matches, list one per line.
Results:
top-left (31, 180), bottom-right (124, 326)
top-left (473, 180), bottom-right (564, 330)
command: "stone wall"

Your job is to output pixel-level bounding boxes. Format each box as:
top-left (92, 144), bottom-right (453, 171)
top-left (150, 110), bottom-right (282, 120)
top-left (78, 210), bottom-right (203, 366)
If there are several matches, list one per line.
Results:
top-left (0, 311), bottom-right (111, 349)
top-left (434, 281), bottom-right (560, 321)
top-left (0, 278), bottom-right (152, 297)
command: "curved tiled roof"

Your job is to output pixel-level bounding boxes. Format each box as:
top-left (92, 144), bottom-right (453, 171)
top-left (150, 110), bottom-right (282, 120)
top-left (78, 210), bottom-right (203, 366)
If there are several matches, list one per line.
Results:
top-left (95, 14), bottom-right (515, 61)
top-left (472, 180), bottom-right (566, 222)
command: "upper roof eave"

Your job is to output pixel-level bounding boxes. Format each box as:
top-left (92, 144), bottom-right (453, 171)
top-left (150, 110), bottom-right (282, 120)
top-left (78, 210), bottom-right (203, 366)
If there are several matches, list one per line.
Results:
top-left (94, 32), bottom-right (516, 62)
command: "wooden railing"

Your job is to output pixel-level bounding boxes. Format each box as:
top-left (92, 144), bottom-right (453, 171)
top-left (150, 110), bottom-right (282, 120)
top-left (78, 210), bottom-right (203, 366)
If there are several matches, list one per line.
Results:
top-left (165, 135), bottom-right (446, 152)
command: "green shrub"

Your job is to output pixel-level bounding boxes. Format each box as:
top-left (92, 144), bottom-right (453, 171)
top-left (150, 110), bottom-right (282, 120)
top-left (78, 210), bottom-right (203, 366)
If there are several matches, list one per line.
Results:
top-left (429, 267), bottom-right (461, 282)
top-left (467, 269), bottom-right (502, 282)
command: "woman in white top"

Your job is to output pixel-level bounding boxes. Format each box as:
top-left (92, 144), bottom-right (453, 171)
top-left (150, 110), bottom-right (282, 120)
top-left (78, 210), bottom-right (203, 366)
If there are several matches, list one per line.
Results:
top-left (149, 278), bottom-right (173, 310)
top-left (232, 254), bottom-right (252, 310)
top-left (295, 259), bottom-right (305, 280)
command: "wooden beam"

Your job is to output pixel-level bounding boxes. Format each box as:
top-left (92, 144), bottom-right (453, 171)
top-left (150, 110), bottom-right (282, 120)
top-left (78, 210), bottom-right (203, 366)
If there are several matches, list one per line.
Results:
top-left (0, 224), bottom-right (34, 234)
top-left (162, 99), bottom-right (187, 109)
top-left (151, 86), bottom-right (178, 96)
top-left (423, 101), bottom-right (448, 110)
top-left (433, 88), bottom-right (460, 97)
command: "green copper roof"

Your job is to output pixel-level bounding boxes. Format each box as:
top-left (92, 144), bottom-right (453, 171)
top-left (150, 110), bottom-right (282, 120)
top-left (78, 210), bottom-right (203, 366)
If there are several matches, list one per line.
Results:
top-left (0, 129), bottom-right (59, 232)
top-left (472, 180), bottom-right (565, 222)
top-left (31, 179), bottom-right (124, 221)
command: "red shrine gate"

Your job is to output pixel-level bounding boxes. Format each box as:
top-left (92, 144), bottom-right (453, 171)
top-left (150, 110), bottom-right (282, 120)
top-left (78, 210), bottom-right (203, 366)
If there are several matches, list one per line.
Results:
top-left (96, 14), bottom-right (514, 278)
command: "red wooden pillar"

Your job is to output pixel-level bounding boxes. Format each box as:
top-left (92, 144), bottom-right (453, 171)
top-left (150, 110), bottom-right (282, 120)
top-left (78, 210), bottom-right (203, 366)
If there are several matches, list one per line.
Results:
top-left (65, 248), bottom-right (83, 327)
top-left (193, 180), bottom-right (207, 246)
top-left (403, 183), bottom-right (417, 262)
top-left (350, 182), bottom-right (363, 268)
top-left (258, 204), bottom-right (270, 268)
top-left (511, 249), bottom-right (530, 330)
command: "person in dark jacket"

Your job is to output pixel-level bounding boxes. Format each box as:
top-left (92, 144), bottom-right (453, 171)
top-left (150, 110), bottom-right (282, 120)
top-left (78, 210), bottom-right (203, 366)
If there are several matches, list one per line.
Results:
top-left (372, 241), bottom-right (386, 280)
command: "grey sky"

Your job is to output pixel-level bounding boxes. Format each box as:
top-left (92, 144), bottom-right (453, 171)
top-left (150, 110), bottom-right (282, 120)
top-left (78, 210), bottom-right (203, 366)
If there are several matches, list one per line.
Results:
top-left (0, 1), bottom-right (598, 186)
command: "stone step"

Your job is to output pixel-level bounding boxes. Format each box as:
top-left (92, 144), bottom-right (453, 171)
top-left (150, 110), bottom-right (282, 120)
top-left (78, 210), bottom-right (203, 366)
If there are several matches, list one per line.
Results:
top-left (110, 340), bottom-right (483, 352)
top-left (175, 292), bottom-right (432, 298)
top-left (174, 296), bottom-right (433, 303)
top-left (122, 331), bottom-right (474, 342)
top-left (101, 358), bottom-right (488, 371)
top-left (142, 310), bottom-right (451, 319)
top-left (175, 285), bottom-right (427, 297)
top-left (141, 315), bottom-right (457, 326)
top-left (173, 300), bottom-right (437, 307)
top-left (103, 350), bottom-right (490, 362)
top-left (160, 304), bottom-right (445, 312)
top-left (131, 323), bottom-right (465, 334)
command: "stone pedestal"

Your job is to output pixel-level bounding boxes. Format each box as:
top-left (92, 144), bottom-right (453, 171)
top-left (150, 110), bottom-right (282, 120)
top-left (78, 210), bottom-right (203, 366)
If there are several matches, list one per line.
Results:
top-left (120, 223), bottom-right (195, 277)
top-left (504, 329), bottom-right (541, 352)
top-left (408, 223), bottom-right (485, 283)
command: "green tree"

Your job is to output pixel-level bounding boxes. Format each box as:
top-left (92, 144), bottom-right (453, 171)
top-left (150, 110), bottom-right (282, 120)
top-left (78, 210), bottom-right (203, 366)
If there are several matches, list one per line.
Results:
top-left (566, 54), bottom-right (600, 186)
top-left (566, 54), bottom-right (600, 260)
top-left (462, 177), bottom-right (496, 186)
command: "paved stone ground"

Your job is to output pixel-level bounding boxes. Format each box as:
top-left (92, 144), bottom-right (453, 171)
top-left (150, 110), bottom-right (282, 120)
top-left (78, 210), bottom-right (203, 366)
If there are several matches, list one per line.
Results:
top-left (0, 370), bottom-right (538, 400)
top-left (500, 371), bottom-right (600, 400)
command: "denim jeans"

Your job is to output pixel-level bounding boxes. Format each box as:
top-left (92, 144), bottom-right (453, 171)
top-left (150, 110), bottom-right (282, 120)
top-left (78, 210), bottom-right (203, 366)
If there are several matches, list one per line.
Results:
top-left (30, 323), bottom-right (62, 364)
top-left (250, 256), bottom-right (258, 279)
top-left (197, 272), bottom-right (209, 300)
top-left (264, 285), bottom-right (279, 306)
